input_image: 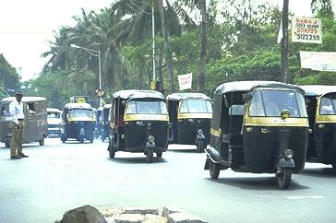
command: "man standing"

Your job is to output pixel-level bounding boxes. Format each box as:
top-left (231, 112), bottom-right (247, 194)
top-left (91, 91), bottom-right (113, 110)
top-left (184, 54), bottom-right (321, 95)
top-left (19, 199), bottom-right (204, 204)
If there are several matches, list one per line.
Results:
top-left (9, 91), bottom-right (28, 159)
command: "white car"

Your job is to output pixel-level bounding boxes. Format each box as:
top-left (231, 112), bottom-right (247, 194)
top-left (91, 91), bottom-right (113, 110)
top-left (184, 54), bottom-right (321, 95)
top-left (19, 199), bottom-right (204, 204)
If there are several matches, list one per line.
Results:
top-left (47, 108), bottom-right (62, 137)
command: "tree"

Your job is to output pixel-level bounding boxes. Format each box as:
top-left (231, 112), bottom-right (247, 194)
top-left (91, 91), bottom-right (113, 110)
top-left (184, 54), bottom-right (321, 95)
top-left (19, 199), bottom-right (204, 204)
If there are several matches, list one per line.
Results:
top-left (0, 54), bottom-right (20, 97)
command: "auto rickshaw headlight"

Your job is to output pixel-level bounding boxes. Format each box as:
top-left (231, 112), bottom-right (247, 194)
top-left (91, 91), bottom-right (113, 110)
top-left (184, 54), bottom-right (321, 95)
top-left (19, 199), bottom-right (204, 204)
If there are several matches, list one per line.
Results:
top-left (197, 129), bottom-right (204, 135)
top-left (148, 135), bottom-right (155, 143)
top-left (245, 127), bottom-right (253, 133)
top-left (318, 124), bottom-right (325, 129)
top-left (284, 149), bottom-right (294, 159)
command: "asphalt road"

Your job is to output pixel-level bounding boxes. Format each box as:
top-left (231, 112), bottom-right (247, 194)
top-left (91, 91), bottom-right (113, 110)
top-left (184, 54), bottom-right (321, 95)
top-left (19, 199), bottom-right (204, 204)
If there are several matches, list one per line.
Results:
top-left (0, 138), bottom-right (335, 223)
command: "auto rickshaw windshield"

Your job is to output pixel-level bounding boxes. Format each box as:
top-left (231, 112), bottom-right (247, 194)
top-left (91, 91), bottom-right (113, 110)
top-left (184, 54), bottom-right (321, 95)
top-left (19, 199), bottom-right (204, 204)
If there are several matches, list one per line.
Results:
top-left (125, 100), bottom-right (167, 114)
top-left (249, 89), bottom-right (307, 117)
top-left (179, 99), bottom-right (212, 113)
top-left (320, 95), bottom-right (336, 115)
top-left (69, 109), bottom-right (94, 118)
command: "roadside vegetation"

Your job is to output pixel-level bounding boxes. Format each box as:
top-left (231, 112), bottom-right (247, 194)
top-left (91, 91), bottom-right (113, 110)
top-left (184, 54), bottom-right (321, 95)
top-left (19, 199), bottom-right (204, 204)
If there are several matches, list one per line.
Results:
top-left (2, 0), bottom-right (335, 107)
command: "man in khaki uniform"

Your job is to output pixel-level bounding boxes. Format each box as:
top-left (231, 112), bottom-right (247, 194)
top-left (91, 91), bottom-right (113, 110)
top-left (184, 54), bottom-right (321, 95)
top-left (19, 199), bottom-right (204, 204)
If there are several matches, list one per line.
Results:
top-left (9, 91), bottom-right (28, 159)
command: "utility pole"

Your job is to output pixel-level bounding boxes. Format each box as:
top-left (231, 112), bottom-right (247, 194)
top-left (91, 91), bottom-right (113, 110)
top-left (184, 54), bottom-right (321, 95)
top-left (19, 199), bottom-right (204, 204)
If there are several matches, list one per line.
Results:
top-left (151, 0), bottom-right (156, 89)
top-left (281, 0), bottom-right (289, 83)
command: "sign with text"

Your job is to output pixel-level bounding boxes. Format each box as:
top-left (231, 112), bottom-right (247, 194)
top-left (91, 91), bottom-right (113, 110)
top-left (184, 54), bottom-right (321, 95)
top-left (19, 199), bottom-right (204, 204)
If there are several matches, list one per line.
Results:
top-left (300, 51), bottom-right (336, 72)
top-left (178, 73), bottom-right (192, 90)
top-left (292, 17), bottom-right (322, 44)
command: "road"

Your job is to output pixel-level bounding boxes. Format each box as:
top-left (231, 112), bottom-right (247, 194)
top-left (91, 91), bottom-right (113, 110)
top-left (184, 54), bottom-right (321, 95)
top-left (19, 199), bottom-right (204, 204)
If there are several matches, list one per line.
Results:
top-left (0, 138), bottom-right (335, 223)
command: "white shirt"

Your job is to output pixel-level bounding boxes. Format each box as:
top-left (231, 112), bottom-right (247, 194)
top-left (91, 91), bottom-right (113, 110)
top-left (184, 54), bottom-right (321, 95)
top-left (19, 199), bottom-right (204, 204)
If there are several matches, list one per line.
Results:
top-left (9, 99), bottom-right (24, 124)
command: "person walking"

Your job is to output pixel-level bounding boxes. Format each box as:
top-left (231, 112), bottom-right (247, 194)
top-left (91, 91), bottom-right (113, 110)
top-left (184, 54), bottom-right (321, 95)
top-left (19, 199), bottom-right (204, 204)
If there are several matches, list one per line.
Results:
top-left (9, 91), bottom-right (28, 159)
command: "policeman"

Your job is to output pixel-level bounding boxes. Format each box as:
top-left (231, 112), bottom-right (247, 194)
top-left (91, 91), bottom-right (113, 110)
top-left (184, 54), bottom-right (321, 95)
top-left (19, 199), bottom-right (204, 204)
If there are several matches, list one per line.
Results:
top-left (9, 91), bottom-right (28, 159)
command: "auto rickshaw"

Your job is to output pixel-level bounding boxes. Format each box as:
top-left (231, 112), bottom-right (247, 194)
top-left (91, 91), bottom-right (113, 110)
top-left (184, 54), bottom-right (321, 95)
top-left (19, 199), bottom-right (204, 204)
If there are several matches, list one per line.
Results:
top-left (47, 108), bottom-right (62, 137)
top-left (301, 85), bottom-right (336, 169)
top-left (0, 97), bottom-right (48, 147)
top-left (101, 104), bottom-right (112, 142)
top-left (166, 93), bottom-right (212, 152)
top-left (204, 81), bottom-right (309, 189)
top-left (60, 103), bottom-right (96, 143)
top-left (107, 90), bottom-right (169, 162)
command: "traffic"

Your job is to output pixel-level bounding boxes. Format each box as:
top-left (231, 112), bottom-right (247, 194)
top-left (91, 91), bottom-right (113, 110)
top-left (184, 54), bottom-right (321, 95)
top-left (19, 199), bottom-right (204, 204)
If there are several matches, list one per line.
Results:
top-left (1, 82), bottom-right (336, 190)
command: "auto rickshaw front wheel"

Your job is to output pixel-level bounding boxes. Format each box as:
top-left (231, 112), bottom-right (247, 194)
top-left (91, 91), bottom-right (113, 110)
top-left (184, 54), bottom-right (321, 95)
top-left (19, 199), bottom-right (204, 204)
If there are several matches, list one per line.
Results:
top-left (209, 160), bottom-right (220, 180)
top-left (39, 138), bottom-right (44, 146)
top-left (146, 150), bottom-right (154, 163)
top-left (276, 168), bottom-right (292, 189)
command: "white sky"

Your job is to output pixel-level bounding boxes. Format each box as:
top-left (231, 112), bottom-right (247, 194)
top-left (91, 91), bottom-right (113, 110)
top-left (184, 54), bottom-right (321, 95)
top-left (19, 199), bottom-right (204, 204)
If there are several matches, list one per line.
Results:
top-left (0, 0), bottom-right (333, 81)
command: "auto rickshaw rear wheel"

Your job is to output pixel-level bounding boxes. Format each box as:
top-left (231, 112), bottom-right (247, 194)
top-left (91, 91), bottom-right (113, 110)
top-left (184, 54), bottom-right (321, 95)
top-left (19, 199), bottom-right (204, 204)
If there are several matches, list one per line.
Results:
top-left (109, 151), bottom-right (115, 159)
top-left (209, 160), bottom-right (220, 179)
top-left (156, 152), bottom-right (162, 158)
top-left (331, 162), bottom-right (336, 170)
top-left (276, 168), bottom-right (292, 189)
top-left (39, 138), bottom-right (44, 146)
top-left (5, 140), bottom-right (10, 148)
top-left (146, 150), bottom-right (154, 163)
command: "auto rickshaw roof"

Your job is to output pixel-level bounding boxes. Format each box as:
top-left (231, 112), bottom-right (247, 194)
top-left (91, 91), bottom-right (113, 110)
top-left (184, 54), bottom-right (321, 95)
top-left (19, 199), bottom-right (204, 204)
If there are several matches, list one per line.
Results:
top-left (300, 85), bottom-right (336, 96)
top-left (215, 81), bottom-right (303, 95)
top-left (47, 108), bottom-right (61, 113)
top-left (113, 90), bottom-right (164, 100)
top-left (166, 92), bottom-right (210, 101)
top-left (64, 103), bottom-right (92, 110)
top-left (1, 96), bottom-right (47, 103)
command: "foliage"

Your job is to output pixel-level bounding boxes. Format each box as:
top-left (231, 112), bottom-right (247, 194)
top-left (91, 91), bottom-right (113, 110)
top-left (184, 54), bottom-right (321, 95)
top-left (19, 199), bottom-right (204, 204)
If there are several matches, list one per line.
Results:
top-left (0, 54), bottom-right (20, 98)
top-left (24, 0), bottom-right (336, 107)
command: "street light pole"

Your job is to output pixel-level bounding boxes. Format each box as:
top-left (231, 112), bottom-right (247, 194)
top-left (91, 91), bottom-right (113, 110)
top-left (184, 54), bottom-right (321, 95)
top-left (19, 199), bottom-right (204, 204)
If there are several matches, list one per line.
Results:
top-left (152, 1), bottom-right (156, 88)
top-left (70, 44), bottom-right (102, 107)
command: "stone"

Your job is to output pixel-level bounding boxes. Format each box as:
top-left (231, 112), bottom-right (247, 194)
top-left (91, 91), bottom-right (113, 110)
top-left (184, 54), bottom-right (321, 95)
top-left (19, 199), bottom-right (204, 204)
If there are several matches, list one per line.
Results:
top-left (143, 214), bottom-right (167, 223)
top-left (114, 214), bottom-right (145, 223)
top-left (60, 205), bottom-right (107, 223)
top-left (162, 207), bottom-right (184, 218)
top-left (167, 212), bottom-right (207, 223)
top-left (122, 208), bottom-right (159, 215)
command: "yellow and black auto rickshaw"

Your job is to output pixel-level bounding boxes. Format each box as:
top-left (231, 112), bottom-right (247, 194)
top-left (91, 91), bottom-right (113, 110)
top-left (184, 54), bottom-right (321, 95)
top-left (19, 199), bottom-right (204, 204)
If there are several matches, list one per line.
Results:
top-left (107, 90), bottom-right (169, 162)
top-left (166, 93), bottom-right (212, 152)
top-left (301, 85), bottom-right (336, 169)
top-left (0, 97), bottom-right (48, 147)
top-left (60, 103), bottom-right (96, 143)
top-left (205, 81), bottom-right (309, 189)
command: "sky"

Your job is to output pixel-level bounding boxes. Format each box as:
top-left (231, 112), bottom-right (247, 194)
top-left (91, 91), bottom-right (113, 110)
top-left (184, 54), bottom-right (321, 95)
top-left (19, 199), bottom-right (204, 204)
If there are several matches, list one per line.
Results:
top-left (0, 0), bottom-right (332, 82)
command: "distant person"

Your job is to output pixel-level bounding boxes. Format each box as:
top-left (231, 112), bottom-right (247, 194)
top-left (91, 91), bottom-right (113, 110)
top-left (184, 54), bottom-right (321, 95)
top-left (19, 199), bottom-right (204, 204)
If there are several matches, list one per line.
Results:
top-left (9, 91), bottom-right (28, 159)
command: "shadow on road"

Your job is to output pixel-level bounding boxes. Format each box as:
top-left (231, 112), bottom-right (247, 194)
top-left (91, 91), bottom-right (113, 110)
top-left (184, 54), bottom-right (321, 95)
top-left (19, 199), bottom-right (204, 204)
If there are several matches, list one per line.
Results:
top-left (300, 167), bottom-right (336, 178)
top-left (108, 157), bottom-right (167, 164)
top-left (168, 149), bottom-right (203, 154)
top-left (206, 176), bottom-right (310, 191)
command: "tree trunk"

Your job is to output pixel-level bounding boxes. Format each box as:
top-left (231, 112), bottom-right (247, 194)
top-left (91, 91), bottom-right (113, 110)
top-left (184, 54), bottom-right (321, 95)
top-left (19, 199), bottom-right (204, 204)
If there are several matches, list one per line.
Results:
top-left (159, 0), bottom-right (175, 92)
top-left (198, 0), bottom-right (207, 91)
top-left (281, 0), bottom-right (289, 83)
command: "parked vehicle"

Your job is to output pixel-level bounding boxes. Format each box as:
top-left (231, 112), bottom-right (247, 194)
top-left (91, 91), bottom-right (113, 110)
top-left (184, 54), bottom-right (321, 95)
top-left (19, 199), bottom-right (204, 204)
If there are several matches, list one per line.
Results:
top-left (166, 93), bottom-right (212, 152)
top-left (107, 90), bottom-right (169, 162)
top-left (301, 85), bottom-right (336, 169)
top-left (0, 97), bottom-right (48, 147)
top-left (60, 103), bottom-right (95, 143)
top-left (47, 108), bottom-right (62, 137)
top-left (101, 104), bottom-right (112, 142)
top-left (204, 81), bottom-right (309, 189)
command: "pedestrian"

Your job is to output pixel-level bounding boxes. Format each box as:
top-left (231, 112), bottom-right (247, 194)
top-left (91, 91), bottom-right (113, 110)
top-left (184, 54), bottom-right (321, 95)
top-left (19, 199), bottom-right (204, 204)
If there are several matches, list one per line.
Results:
top-left (9, 91), bottom-right (28, 159)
